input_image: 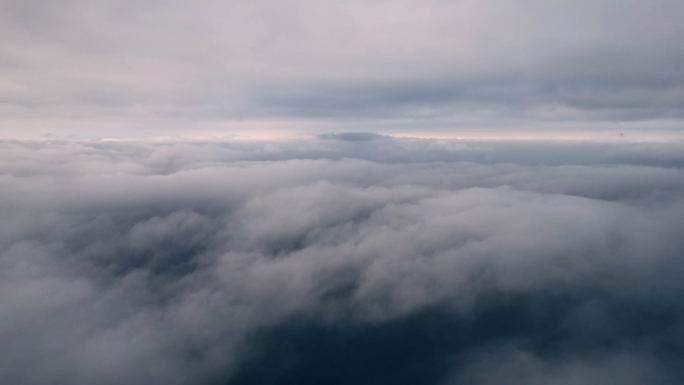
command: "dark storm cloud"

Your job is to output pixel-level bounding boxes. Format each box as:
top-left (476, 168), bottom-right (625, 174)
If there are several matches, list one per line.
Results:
top-left (1, 0), bottom-right (684, 135)
top-left (1, 137), bottom-right (684, 384)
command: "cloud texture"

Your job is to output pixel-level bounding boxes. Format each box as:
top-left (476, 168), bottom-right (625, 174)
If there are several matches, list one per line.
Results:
top-left (1, 0), bottom-right (684, 137)
top-left (1, 137), bottom-right (684, 384)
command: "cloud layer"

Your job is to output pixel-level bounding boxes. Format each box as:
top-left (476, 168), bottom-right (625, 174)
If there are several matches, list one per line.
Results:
top-left (1, 0), bottom-right (684, 137)
top-left (1, 137), bottom-right (684, 384)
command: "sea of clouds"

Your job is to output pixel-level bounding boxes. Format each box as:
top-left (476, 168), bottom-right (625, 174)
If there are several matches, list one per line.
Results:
top-left (2, 136), bottom-right (684, 384)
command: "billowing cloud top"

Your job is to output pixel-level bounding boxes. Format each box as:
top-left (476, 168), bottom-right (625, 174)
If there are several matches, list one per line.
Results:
top-left (1, 0), bottom-right (684, 138)
top-left (2, 136), bottom-right (684, 384)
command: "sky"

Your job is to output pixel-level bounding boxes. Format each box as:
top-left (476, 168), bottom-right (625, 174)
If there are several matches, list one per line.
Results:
top-left (2, 2), bottom-right (684, 385)
top-left (1, 0), bottom-right (684, 139)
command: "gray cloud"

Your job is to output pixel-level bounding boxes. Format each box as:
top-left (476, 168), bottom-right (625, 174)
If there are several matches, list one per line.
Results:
top-left (317, 132), bottom-right (391, 142)
top-left (448, 348), bottom-right (671, 385)
top-left (3, 1), bottom-right (684, 381)
top-left (1, 0), bottom-right (683, 136)
top-left (1, 137), bottom-right (684, 384)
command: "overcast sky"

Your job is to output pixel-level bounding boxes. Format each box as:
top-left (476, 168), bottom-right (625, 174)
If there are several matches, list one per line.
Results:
top-left (1, 0), bottom-right (684, 138)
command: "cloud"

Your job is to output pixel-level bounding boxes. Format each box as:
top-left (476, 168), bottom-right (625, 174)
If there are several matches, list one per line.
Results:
top-left (2, 0), bottom-right (684, 381)
top-left (1, 0), bottom-right (684, 137)
top-left (448, 348), bottom-right (670, 385)
top-left (1, 137), bottom-right (684, 384)
top-left (317, 132), bottom-right (391, 142)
